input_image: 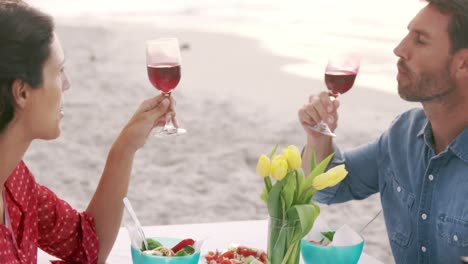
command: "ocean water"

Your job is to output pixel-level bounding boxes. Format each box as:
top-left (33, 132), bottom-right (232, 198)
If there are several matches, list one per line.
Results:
top-left (29, 0), bottom-right (423, 94)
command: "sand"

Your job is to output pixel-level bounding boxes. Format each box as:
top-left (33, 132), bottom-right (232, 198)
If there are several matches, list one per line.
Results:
top-left (23, 20), bottom-right (417, 263)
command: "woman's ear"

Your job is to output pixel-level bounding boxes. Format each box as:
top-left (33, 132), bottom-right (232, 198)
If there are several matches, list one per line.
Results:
top-left (11, 79), bottom-right (29, 109)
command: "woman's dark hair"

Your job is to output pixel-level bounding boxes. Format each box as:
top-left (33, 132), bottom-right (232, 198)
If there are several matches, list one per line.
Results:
top-left (0, 0), bottom-right (54, 131)
top-left (427, 0), bottom-right (468, 53)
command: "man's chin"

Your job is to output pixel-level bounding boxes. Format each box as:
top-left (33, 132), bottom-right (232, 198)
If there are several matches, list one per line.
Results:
top-left (398, 87), bottom-right (419, 102)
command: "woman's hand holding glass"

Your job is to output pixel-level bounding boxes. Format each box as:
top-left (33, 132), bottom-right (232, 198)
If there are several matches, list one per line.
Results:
top-left (146, 37), bottom-right (186, 137)
top-left (115, 95), bottom-right (175, 152)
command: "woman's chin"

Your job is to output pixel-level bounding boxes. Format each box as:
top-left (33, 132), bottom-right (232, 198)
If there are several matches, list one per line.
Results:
top-left (38, 127), bottom-right (61, 140)
top-left (51, 127), bottom-right (62, 139)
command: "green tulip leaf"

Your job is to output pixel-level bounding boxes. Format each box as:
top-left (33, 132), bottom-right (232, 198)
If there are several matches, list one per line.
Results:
top-left (282, 172), bottom-right (296, 211)
top-left (269, 145), bottom-right (279, 160)
top-left (267, 179), bottom-right (285, 219)
top-left (296, 169), bottom-right (306, 201)
top-left (303, 153), bottom-right (334, 190)
top-left (287, 204), bottom-right (320, 239)
top-left (261, 187), bottom-right (269, 204)
top-left (310, 147), bottom-right (317, 172)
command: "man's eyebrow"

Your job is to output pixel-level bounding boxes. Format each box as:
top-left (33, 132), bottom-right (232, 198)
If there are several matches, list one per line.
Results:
top-left (414, 29), bottom-right (431, 38)
top-left (407, 23), bottom-right (431, 38)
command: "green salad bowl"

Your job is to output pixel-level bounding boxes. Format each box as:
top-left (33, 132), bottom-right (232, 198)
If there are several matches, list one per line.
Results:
top-left (131, 237), bottom-right (200, 264)
top-left (300, 239), bottom-right (364, 264)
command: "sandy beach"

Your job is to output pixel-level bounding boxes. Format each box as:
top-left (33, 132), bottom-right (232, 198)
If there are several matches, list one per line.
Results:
top-left (23, 21), bottom-right (417, 263)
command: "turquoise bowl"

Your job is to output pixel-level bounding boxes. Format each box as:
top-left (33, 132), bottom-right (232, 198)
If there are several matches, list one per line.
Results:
top-left (131, 237), bottom-right (201, 264)
top-left (300, 239), bottom-right (364, 264)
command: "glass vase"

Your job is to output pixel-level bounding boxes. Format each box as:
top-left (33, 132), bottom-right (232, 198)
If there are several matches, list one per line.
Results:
top-left (268, 217), bottom-right (303, 264)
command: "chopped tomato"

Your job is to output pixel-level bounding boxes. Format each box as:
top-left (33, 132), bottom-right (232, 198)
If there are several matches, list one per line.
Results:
top-left (217, 255), bottom-right (226, 263)
top-left (205, 251), bottom-right (219, 262)
top-left (171, 239), bottom-right (195, 253)
top-left (206, 245), bottom-right (264, 264)
top-left (237, 246), bottom-right (257, 257)
top-left (221, 251), bottom-right (235, 259)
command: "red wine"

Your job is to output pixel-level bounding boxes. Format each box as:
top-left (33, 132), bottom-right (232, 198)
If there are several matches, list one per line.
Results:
top-left (147, 63), bottom-right (181, 93)
top-left (325, 70), bottom-right (357, 94)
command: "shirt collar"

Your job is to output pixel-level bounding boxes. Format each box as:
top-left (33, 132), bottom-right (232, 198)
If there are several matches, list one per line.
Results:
top-left (418, 121), bottom-right (468, 163)
top-left (448, 127), bottom-right (468, 163)
top-left (417, 120), bottom-right (429, 138)
top-left (417, 121), bottom-right (435, 150)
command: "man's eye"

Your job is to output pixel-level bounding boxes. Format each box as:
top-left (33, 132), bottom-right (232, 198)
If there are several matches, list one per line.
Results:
top-left (416, 34), bottom-right (426, 45)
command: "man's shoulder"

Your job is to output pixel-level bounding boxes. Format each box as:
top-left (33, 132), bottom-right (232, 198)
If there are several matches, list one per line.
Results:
top-left (393, 107), bottom-right (426, 124)
top-left (387, 107), bottom-right (427, 135)
top-left (396, 107), bottom-right (425, 119)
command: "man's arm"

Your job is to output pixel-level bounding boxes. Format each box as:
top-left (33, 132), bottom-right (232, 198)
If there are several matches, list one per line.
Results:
top-left (313, 136), bottom-right (384, 204)
top-left (302, 136), bottom-right (334, 175)
top-left (298, 91), bottom-right (384, 204)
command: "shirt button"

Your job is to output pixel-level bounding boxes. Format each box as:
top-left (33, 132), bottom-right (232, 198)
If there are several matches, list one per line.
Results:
top-left (421, 213), bottom-right (428, 220)
top-left (397, 186), bottom-right (402, 192)
top-left (453, 235), bottom-right (459, 242)
top-left (428, 174), bottom-right (434, 181)
top-left (421, 246), bottom-right (427, 253)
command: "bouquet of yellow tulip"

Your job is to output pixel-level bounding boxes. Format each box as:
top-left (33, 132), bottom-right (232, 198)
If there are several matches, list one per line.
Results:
top-left (256, 145), bottom-right (348, 264)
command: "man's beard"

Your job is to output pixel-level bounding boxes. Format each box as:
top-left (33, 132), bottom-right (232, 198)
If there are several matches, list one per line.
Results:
top-left (398, 60), bottom-right (456, 102)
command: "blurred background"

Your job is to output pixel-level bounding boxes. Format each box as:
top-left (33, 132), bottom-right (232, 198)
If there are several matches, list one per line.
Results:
top-left (25, 1), bottom-right (423, 263)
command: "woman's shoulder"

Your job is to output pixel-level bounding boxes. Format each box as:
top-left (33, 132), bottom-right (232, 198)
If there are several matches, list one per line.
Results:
top-left (5, 160), bottom-right (38, 196)
top-left (8, 160), bottom-right (34, 179)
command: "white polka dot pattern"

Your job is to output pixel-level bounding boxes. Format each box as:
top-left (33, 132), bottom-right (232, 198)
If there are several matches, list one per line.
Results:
top-left (0, 161), bottom-right (99, 263)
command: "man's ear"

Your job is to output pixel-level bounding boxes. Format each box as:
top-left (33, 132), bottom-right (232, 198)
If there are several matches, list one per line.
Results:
top-left (455, 49), bottom-right (468, 73)
top-left (11, 79), bottom-right (30, 109)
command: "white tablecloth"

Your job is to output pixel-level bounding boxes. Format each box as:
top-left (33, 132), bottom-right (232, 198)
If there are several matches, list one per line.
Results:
top-left (38, 220), bottom-right (383, 263)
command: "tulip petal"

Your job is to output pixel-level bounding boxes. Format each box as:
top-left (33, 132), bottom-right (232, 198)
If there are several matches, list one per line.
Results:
top-left (271, 155), bottom-right (288, 181)
top-left (283, 145), bottom-right (302, 170)
top-left (312, 165), bottom-right (348, 190)
top-left (256, 154), bottom-right (271, 178)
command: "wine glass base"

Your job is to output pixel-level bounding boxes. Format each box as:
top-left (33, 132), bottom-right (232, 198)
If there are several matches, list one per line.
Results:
top-left (154, 127), bottom-right (187, 138)
top-left (310, 122), bottom-right (336, 137)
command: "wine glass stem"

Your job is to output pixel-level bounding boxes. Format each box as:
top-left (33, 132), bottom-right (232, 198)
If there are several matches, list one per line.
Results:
top-left (328, 91), bottom-right (339, 100)
top-left (161, 92), bottom-right (176, 132)
top-left (164, 117), bottom-right (174, 129)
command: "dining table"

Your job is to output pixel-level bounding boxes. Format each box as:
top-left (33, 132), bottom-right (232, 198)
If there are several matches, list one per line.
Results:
top-left (37, 219), bottom-right (383, 263)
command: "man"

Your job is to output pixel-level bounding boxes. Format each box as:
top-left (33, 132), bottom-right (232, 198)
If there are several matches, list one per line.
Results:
top-left (298, 0), bottom-right (468, 263)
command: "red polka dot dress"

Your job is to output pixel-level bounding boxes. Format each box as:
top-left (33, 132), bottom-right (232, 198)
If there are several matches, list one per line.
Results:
top-left (0, 161), bottom-right (99, 263)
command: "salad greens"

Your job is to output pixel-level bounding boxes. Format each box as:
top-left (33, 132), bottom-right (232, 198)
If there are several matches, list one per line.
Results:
top-left (142, 238), bottom-right (163, 251)
top-left (320, 231), bottom-right (336, 243)
top-left (141, 238), bottom-right (196, 257)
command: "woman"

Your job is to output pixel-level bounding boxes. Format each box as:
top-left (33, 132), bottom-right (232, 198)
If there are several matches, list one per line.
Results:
top-left (0, 1), bottom-right (174, 263)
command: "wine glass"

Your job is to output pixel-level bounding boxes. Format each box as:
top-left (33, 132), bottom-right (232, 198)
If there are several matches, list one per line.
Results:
top-left (310, 52), bottom-right (360, 137)
top-left (146, 37), bottom-right (186, 137)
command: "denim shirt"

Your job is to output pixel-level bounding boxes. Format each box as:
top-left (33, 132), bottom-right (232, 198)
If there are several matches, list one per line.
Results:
top-left (314, 108), bottom-right (468, 264)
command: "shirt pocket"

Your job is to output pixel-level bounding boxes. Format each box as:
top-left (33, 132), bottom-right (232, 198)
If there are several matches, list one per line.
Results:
top-left (437, 213), bottom-right (468, 247)
top-left (381, 175), bottom-right (415, 248)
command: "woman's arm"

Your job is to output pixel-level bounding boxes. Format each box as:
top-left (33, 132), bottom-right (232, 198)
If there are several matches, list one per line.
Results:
top-left (86, 95), bottom-right (171, 263)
